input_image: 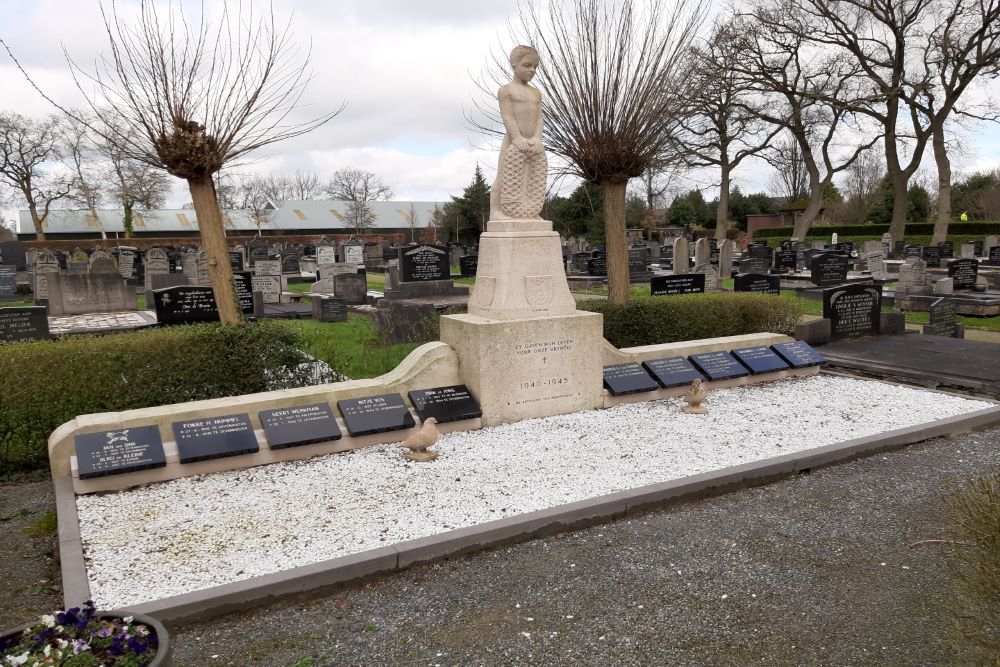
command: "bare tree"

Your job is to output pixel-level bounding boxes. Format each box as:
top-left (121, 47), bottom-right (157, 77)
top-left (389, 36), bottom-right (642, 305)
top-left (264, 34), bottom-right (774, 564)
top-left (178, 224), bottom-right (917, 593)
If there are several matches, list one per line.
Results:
top-left (104, 154), bottom-right (171, 238)
top-left (838, 146), bottom-right (885, 221)
top-left (478, 0), bottom-right (706, 304)
top-left (679, 22), bottom-right (782, 240)
top-left (407, 202), bottom-right (420, 243)
top-left (62, 112), bottom-right (107, 239)
top-left (5, 1), bottom-right (341, 324)
top-left (326, 167), bottom-right (393, 236)
top-left (766, 135), bottom-right (809, 201)
top-left (0, 112), bottom-right (71, 241)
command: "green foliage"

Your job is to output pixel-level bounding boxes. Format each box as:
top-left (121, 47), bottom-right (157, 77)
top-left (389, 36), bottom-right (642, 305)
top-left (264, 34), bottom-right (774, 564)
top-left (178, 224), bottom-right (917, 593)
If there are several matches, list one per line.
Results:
top-left (669, 189), bottom-right (713, 228)
top-left (436, 164), bottom-right (491, 244)
top-left (942, 469), bottom-right (1000, 661)
top-left (754, 221), bottom-right (1000, 238)
top-left (723, 187), bottom-right (775, 231)
top-left (952, 171), bottom-right (1000, 220)
top-left (0, 322), bottom-right (327, 475)
top-left (547, 182), bottom-right (605, 243)
top-left (866, 176), bottom-right (934, 225)
top-left (284, 316), bottom-right (421, 381)
top-left (578, 293), bottom-right (804, 348)
top-left (24, 510), bottom-right (57, 537)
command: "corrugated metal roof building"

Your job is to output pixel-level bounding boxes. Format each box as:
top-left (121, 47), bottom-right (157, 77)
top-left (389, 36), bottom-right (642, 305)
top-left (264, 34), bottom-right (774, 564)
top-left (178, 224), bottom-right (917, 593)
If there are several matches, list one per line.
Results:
top-left (16, 200), bottom-right (446, 240)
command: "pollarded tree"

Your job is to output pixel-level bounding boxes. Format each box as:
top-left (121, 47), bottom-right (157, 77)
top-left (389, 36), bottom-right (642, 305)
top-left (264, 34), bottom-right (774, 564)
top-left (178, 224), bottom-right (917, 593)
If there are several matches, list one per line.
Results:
top-left (0, 112), bottom-right (71, 241)
top-left (479, 0), bottom-right (707, 304)
top-left (6, 1), bottom-right (340, 324)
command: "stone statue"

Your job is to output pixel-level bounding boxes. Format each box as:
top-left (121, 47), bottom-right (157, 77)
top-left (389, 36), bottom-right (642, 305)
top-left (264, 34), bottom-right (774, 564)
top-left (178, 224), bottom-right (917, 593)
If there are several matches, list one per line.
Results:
top-left (490, 45), bottom-right (546, 221)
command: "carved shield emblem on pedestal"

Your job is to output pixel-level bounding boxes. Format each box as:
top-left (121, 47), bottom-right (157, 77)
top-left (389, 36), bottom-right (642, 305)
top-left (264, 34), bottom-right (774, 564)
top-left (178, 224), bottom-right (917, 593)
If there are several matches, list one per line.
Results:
top-left (525, 275), bottom-right (552, 308)
top-left (474, 276), bottom-right (496, 308)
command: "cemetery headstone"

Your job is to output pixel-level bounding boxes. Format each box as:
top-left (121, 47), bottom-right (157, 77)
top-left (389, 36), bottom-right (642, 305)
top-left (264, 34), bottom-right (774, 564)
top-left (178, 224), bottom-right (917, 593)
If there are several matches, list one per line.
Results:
top-left (732, 346), bottom-right (791, 374)
top-left (312, 295), bottom-right (347, 322)
top-left (602, 363), bottom-right (659, 396)
top-left (881, 232), bottom-right (893, 257)
top-left (251, 274), bottom-right (282, 303)
top-left (733, 273), bottom-right (780, 294)
top-left (337, 393), bottom-right (416, 436)
top-left (925, 297), bottom-right (957, 338)
top-left (343, 238), bottom-right (365, 266)
top-left (281, 252), bottom-right (301, 274)
top-left (897, 258), bottom-right (928, 293)
top-left (739, 257), bottom-right (770, 274)
top-left (310, 278), bottom-right (336, 294)
top-left (254, 259), bottom-right (281, 277)
top-left (459, 254), bottom-right (479, 277)
top-left (334, 273), bottom-right (368, 304)
top-left (988, 246), bottom-right (1000, 266)
top-left (259, 403), bottom-right (342, 449)
top-left (694, 238), bottom-right (710, 267)
top-left (408, 385), bottom-right (484, 423)
top-left (74, 426), bottom-right (166, 479)
top-left (946, 258), bottom-right (978, 290)
top-left (972, 240), bottom-right (983, 256)
top-left (688, 351), bottom-right (750, 381)
top-left (903, 245), bottom-right (922, 260)
top-left (0, 264), bottom-right (16, 299)
top-left (823, 283), bottom-right (881, 340)
top-left (960, 243), bottom-right (976, 259)
top-left (718, 240), bottom-right (734, 277)
top-left (922, 245), bottom-right (942, 267)
top-left (228, 249), bottom-right (244, 271)
top-left (47, 273), bottom-right (136, 315)
top-left (172, 413), bottom-right (259, 463)
top-left (809, 253), bottom-right (849, 287)
top-left (774, 250), bottom-right (796, 273)
top-left (650, 273), bottom-right (705, 296)
top-left (641, 357), bottom-right (706, 388)
top-left (770, 341), bottom-right (826, 367)
top-left (672, 237), bottom-right (690, 274)
top-left (316, 244), bottom-right (338, 267)
top-left (586, 252), bottom-right (608, 276)
top-left (232, 271), bottom-right (254, 313)
top-left (0, 306), bottom-right (50, 343)
top-left (695, 264), bottom-right (719, 290)
top-left (938, 240), bottom-right (954, 258)
top-left (935, 277), bottom-right (954, 294)
top-left (400, 244), bottom-right (450, 281)
top-left (865, 251), bottom-right (886, 277)
top-left (117, 248), bottom-right (136, 278)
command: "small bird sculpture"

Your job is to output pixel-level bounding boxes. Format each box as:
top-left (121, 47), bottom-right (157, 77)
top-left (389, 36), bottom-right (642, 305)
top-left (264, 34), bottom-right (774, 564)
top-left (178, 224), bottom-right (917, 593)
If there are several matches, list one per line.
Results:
top-left (682, 378), bottom-right (709, 414)
top-left (401, 417), bottom-right (440, 462)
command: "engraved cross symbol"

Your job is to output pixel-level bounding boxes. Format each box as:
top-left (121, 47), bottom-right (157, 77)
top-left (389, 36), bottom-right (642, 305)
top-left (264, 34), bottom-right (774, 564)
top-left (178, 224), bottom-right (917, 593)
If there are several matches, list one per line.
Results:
top-left (542, 356), bottom-right (547, 364)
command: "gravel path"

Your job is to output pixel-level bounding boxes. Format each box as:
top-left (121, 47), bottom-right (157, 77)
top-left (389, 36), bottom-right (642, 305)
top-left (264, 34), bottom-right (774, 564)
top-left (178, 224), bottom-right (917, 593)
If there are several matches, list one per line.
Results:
top-left (167, 426), bottom-right (1000, 666)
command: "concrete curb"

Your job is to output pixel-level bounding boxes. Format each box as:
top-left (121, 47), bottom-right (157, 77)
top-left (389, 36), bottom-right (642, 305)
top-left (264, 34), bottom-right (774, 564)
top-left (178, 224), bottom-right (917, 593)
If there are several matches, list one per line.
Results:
top-left (47, 401), bottom-right (994, 625)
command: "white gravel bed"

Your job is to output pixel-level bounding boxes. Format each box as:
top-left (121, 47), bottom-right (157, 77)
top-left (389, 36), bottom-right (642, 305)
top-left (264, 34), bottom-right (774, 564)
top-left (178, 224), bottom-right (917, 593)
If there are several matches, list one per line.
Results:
top-left (76, 375), bottom-right (993, 609)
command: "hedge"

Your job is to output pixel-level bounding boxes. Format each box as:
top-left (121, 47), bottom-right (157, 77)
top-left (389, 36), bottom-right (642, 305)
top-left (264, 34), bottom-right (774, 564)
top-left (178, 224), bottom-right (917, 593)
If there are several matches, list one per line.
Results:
top-left (0, 321), bottom-right (331, 475)
top-left (578, 293), bottom-right (805, 349)
top-left (753, 221), bottom-right (1000, 238)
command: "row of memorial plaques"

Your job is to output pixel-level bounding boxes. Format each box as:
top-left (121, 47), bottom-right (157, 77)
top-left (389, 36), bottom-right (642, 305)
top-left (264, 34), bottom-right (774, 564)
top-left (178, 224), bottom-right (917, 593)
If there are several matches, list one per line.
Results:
top-left (602, 341), bottom-right (826, 396)
top-left (74, 385), bottom-right (483, 478)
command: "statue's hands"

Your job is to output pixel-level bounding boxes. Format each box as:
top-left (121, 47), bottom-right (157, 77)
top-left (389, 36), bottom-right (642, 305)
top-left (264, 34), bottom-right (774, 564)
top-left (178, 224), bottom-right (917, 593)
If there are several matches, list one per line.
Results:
top-left (514, 137), bottom-right (542, 154)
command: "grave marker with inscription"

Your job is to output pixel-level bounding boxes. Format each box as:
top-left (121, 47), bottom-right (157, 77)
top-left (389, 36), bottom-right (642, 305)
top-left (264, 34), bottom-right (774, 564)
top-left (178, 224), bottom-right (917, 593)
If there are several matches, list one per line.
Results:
top-left (823, 283), bottom-right (881, 340)
top-left (337, 393), bottom-right (416, 436)
top-left (172, 413), bottom-right (259, 463)
top-left (0, 265), bottom-right (16, 298)
top-left (925, 297), bottom-right (957, 337)
top-left (334, 273), bottom-right (368, 304)
top-left (312, 295), bottom-right (348, 322)
top-left (259, 403), bottom-right (342, 449)
top-left (602, 363), bottom-right (659, 396)
top-left (947, 258), bottom-right (978, 290)
top-left (809, 253), bottom-right (849, 287)
top-left (733, 273), bottom-right (780, 294)
top-left (641, 357), bottom-right (706, 388)
top-left (408, 385), bottom-right (483, 423)
top-left (75, 426), bottom-right (166, 479)
top-left (650, 274), bottom-right (705, 296)
top-left (400, 244), bottom-right (450, 282)
top-left (732, 346), bottom-right (791, 374)
top-left (771, 341), bottom-right (826, 368)
top-left (688, 351), bottom-right (750, 381)
top-left (0, 306), bottom-right (50, 343)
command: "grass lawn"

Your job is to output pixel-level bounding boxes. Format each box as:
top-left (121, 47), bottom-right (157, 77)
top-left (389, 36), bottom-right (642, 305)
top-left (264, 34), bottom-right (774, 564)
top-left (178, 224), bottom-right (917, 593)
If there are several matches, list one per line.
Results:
top-left (283, 315), bottom-right (422, 379)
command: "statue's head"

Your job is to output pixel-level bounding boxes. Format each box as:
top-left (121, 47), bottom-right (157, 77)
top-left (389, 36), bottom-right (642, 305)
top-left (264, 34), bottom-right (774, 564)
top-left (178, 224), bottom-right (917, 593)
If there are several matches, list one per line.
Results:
top-left (509, 45), bottom-right (539, 82)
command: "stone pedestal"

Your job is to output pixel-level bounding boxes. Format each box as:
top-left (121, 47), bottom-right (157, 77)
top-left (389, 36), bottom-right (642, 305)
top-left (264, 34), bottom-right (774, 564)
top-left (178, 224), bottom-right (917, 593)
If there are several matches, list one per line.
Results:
top-left (440, 311), bottom-right (604, 426)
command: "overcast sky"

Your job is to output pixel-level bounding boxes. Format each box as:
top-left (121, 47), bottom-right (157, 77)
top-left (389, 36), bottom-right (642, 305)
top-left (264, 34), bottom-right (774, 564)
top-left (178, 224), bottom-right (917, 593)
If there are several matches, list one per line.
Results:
top-left (1, 0), bottom-right (999, 223)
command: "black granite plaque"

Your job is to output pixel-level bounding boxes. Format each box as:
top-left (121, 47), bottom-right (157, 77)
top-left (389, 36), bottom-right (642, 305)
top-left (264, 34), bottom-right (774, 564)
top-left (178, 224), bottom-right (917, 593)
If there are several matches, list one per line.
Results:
top-left (172, 413), bottom-right (258, 463)
top-left (642, 356), bottom-right (706, 388)
top-left (926, 297), bottom-right (957, 337)
top-left (921, 245), bottom-right (941, 267)
top-left (650, 274), bottom-right (705, 296)
top-left (938, 241), bottom-right (954, 258)
top-left (732, 346), bottom-right (791, 374)
top-left (903, 245), bottom-right (922, 260)
top-left (809, 253), bottom-right (849, 286)
top-left (0, 306), bottom-right (50, 343)
top-left (459, 255), bottom-right (478, 277)
top-left (587, 254), bottom-right (608, 276)
top-left (748, 245), bottom-right (774, 265)
top-left (337, 393), bottom-right (416, 436)
top-left (228, 250), bottom-right (244, 271)
top-left (233, 271), bottom-right (254, 313)
top-left (260, 403), bottom-right (342, 449)
top-left (628, 248), bottom-right (649, 274)
top-left (313, 295), bottom-right (348, 322)
top-left (775, 250), bottom-right (796, 271)
top-left (771, 341), bottom-right (826, 367)
top-left (75, 425), bottom-right (166, 479)
top-left (946, 258), bottom-right (978, 290)
top-left (400, 244), bottom-right (450, 282)
top-left (739, 257), bottom-right (771, 274)
top-left (408, 385), bottom-right (483, 423)
top-left (733, 273), bottom-right (780, 294)
top-left (281, 252), bottom-right (300, 274)
top-left (972, 240), bottom-right (983, 256)
top-left (688, 351), bottom-right (749, 381)
top-left (0, 265), bottom-right (16, 298)
top-left (602, 363), bottom-right (659, 396)
top-left (154, 285), bottom-right (218, 323)
top-left (823, 283), bottom-right (881, 340)
top-left (989, 246), bottom-right (1000, 265)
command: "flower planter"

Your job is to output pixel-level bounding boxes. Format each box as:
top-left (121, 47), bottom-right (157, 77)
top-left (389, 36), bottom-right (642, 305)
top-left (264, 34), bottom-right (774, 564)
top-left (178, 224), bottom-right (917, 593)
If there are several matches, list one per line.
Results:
top-left (1, 607), bottom-right (171, 666)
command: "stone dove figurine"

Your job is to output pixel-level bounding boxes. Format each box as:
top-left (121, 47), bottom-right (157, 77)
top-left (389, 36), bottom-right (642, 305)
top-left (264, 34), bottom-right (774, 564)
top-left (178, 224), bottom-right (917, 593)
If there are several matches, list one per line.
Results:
top-left (682, 378), bottom-right (709, 414)
top-left (402, 417), bottom-right (440, 462)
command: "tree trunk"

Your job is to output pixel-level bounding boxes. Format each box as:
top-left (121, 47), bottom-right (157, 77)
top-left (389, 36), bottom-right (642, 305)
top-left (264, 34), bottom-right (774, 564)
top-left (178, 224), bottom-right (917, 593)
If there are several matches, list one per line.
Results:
top-left (792, 192), bottom-right (824, 241)
top-left (123, 200), bottom-right (134, 239)
top-left (188, 176), bottom-right (243, 326)
top-left (602, 180), bottom-right (630, 305)
top-left (27, 201), bottom-right (45, 241)
top-left (888, 172), bottom-right (909, 242)
top-left (715, 164), bottom-right (730, 242)
top-left (931, 123), bottom-right (951, 244)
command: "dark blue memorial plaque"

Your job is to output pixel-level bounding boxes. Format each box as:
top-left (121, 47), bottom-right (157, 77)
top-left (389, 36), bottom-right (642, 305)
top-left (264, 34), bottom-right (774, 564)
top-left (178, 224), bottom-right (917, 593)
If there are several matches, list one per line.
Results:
top-left (75, 425), bottom-right (166, 479)
top-left (688, 351), bottom-right (750, 381)
top-left (650, 274), bottom-right (705, 296)
top-left (602, 363), bottom-right (659, 396)
top-left (259, 403), bottom-right (342, 449)
top-left (771, 341), bottom-right (827, 368)
top-left (172, 413), bottom-right (258, 463)
top-left (337, 393), bottom-right (416, 436)
top-left (732, 346), bottom-right (791, 374)
top-left (642, 357), bottom-right (706, 388)
top-left (408, 385), bottom-right (483, 423)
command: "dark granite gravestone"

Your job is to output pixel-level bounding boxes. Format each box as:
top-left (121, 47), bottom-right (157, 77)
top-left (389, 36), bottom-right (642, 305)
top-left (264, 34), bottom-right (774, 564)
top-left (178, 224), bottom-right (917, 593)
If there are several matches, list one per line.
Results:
top-left (946, 258), bottom-right (978, 290)
top-left (602, 363), bottom-right (659, 396)
top-left (989, 246), bottom-right (1000, 266)
top-left (399, 244), bottom-right (450, 281)
top-left (732, 346), bottom-right (791, 374)
top-left (586, 254), bottom-right (608, 276)
top-left (922, 245), bottom-right (942, 267)
top-left (334, 273), bottom-right (368, 304)
top-left (312, 295), bottom-right (348, 322)
top-left (771, 341), bottom-right (826, 367)
top-left (775, 250), bottom-right (797, 272)
top-left (903, 245), bottom-right (922, 260)
top-left (408, 385), bottom-right (483, 423)
top-left (926, 297), bottom-right (957, 337)
top-left (650, 274), bottom-right (705, 296)
top-left (459, 255), bottom-right (478, 277)
top-left (0, 265), bottom-right (16, 299)
top-left (822, 283), bottom-right (882, 340)
top-left (688, 351), bottom-right (750, 380)
top-left (0, 241), bottom-right (27, 270)
top-left (748, 245), bottom-right (774, 266)
top-left (738, 257), bottom-right (770, 274)
top-left (628, 248), bottom-right (650, 274)
top-left (938, 241), bottom-right (954, 258)
top-left (642, 356), bottom-right (706, 388)
top-left (337, 393), bottom-right (416, 436)
top-left (153, 286), bottom-right (218, 323)
top-left (172, 413), bottom-right (258, 463)
top-left (228, 250), bottom-right (244, 271)
top-left (74, 425), bottom-right (167, 479)
top-left (0, 306), bottom-right (51, 343)
top-left (233, 271), bottom-right (254, 312)
top-left (281, 252), bottom-right (300, 274)
top-left (809, 253), bottom-right (849, 286)
top-left (893, 240), bottom-right (905, 259)
top-left (733, 273), bottom-right (780, 294)
top-left (571, 252), bottom-right (591, 273)
top-left (972, 240), bottom-right (983, 256)
top-left (259, 403), bottom-right (342, 449)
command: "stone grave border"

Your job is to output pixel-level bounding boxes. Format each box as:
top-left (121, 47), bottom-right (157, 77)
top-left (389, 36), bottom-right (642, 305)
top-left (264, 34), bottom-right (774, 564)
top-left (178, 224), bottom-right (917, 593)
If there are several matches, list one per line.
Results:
top-left (49, 332), bottom-right (1000, 624)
